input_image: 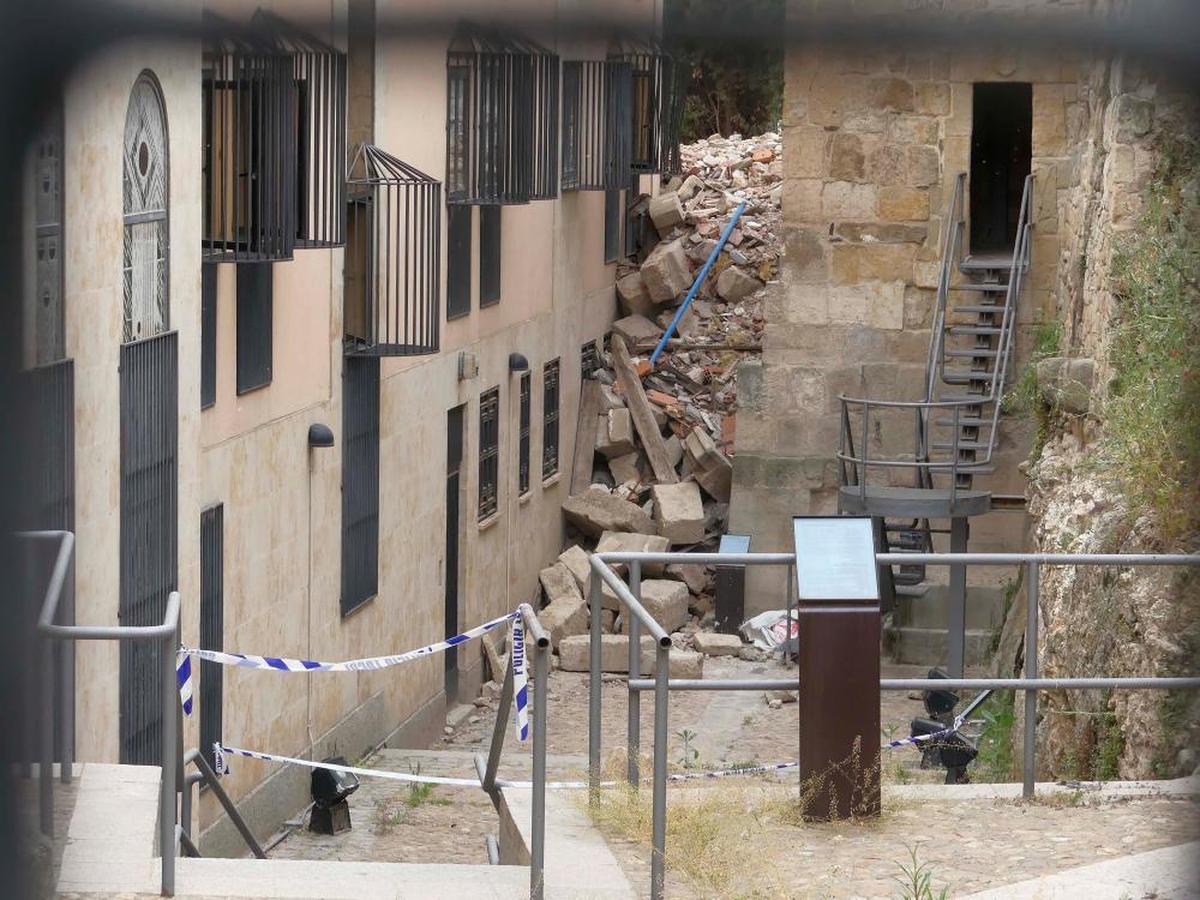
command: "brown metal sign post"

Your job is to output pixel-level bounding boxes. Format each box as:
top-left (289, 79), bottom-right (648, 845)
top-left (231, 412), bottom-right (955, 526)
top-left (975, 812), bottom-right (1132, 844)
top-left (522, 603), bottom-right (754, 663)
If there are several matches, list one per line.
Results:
top-left (793, 516), bottom-right (881, 821)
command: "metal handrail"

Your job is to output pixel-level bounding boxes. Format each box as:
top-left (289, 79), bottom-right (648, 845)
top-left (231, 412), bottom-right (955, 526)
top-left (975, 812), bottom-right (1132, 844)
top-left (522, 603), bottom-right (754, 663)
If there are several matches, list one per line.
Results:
top-left (587, 549), bottom-right (1200, 900)
top-left (21, 529), bottom-right (179, 896)
top-left (179, 748), bottom-right (267, 859)
top-left (924, 172), bottom-right (967, 403)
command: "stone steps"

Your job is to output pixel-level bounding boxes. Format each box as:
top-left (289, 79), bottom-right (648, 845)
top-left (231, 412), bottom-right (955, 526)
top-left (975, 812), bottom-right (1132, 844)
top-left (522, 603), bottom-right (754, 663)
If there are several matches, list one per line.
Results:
top-left (884, 626), bottom-right (994, 668)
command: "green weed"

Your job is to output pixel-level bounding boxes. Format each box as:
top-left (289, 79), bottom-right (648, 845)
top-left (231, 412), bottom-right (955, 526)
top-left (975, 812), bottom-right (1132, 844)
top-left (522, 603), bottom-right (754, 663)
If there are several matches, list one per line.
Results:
top-left (893, 844), bottom-right (950, 900)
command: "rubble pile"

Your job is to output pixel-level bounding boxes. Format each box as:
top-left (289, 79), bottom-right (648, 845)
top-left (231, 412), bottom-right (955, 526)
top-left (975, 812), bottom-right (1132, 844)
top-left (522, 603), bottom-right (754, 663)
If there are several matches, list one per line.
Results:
top-left (539, 133), bottom-right (784, 671)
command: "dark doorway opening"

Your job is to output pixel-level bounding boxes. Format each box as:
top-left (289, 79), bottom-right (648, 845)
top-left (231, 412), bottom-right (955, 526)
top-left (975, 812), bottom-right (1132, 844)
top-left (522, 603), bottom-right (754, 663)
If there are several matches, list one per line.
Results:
top-left (969, 82), bottom-right (1032, 258)
top-left (445, 404), bottom-right (465, 703)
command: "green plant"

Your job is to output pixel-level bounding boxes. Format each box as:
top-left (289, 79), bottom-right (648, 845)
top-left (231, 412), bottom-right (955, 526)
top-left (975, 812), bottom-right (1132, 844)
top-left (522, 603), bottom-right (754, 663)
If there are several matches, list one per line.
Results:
top-left (1094, 711), bottom-right (1124, 781)
top-left (893, 844), bottom-right (950, 900)
top-left (974, 691), bottom-right (1016, 782)
top-left (373, 798), bottom-right (406, 834)
top-left (675, 728), bottom-right (700, 769)
top-left (1002, 320), bottom-right (1063, 462)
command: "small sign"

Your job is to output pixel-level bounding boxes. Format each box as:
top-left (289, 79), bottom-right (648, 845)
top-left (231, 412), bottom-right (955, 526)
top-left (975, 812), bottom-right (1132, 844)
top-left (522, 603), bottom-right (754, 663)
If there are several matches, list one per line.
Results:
top-left (792, 516), bottom-right (880, 601)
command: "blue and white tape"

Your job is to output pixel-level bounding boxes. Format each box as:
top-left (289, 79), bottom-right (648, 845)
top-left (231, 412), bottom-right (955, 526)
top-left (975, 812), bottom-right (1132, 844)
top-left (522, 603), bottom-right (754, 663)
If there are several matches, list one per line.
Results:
top-left (511, 614), bottom-right (529, 742)
top-left (176, 652), bottom-right (193, 716)
top-left (181, 610), bottom-right (519, 673)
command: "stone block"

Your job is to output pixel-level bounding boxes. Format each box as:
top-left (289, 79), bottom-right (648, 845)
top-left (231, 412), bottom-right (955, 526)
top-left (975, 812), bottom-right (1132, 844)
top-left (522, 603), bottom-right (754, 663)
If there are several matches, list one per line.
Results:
top-left (620, 580), bottom-right (689, 633)
top-left (664, 434), bottom-right (684, 469)
top-left (888, 116), bottom-right (938, 145)
top-left (784, 178), bottom-right (823, 223)
top-left (608, 452), bottom-right (642, 486)
top-left (878, 186), bottom-right (930, 221)
top-left (907, 145), bottom-right (940, 188)
top-left (678, 174), bottom-right (705, 200)
top-left (612, 314), bottom-right (662, 348)
top-left (557, 544), bottom-right (592, 592)
top-left (616, 270), bottom-right (657, 318)
top-left (693, 632), bottom-right (744, 657)
top-left (640, 238), bottom-right (693, 303)
top-left (540, 597), bottom-right (588, 648)
top-left (915, 81), bottom-right (950, 115)
top-left (1036, 356), bottom-right (1094, 415)
top-left (834, 222), bottom-right (927, 244)
top-left (596, 408), bottom-right (636, 459)
top-left (715, 266), bottom-right (763, 303)
top-left (827, 282), bottom-right (905, 330)
top-left (651, 481), bottom-right (705, 545)
top-left (682, 427), bottom-right (734, 502)
top-left (867, 141), bottom-right (906, 186)
top-left (540, 561), bottom-right (583, 606)
top-left (595, 531), bottom-right (670, 578)
top-left (828, 132), bottom-right (865, 181)
top-left (649, 191), bottom-right (685, 234)
top-left (558, 634), bottom-right (654, 673)
top-left (822, 181), bottom-right (877, 219)
top-left (867, 76), bottom-right (914, 112)
top-left (646, 647), bottom-right (703, 679)
top-left (562, 490), bottom-right (655, 538)
top-left (598, 384), bottom-right (625, 411)
top-left (831, 243), bottom-right (915, 285)
top-left (665, 563), bottom-right (711, 595)
top-left (1114, 94), bottom-right (1154, 143)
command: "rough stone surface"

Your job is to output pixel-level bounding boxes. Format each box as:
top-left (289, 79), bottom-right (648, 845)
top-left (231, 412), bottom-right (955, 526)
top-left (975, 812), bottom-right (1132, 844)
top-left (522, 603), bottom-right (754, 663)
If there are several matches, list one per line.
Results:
top-left (1036, 356), bottom-right (1095, 415)
top-left (649, 191), bottom-right (685, 234)
top-left (539, 562), bottom-right (583, 606)
top-left (539, 597), bottom-right (588, 648)
top-left (558, 634), bottom-right (653, 673)
top-left (595, 531), bottom-right (671, 581)
top-left (611, 314), bottom-right (662, 348)
top-left (640, 238), bottom-right (693, 303)
top-left (608, 452), bottom-right (642, 486)
top-left (683, 427), bottom-right (734, 502)
top-left (665, 563), bottom-right (710, 595)
top-left (596, 408), bottom-right (636, 459)
top-left (616, 270), bottom-right (657, 318)
top-left (692, 631), bottom-right (744, 657)
top-left (716, 266), bottom-right (764, 302)
top-left (651, 481), bottom-right (706, 545)
top-left (557, 544), bottom-right (592, 593)
top-left (562, 490), bottom-right (655, 539)
top-left (619, 579), bottom-right (690, 633)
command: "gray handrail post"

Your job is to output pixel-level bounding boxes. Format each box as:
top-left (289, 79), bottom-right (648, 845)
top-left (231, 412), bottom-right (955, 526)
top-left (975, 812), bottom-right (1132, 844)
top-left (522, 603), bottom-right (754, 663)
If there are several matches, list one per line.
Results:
top-left (627, 560), bottom-right (642, 787)
top-left (1023, 561), bottom-right (1039, 799)
top-left (183, 749), bottom-right (266, 858)
top-left (39, 629), bottom-right (54, 838)
top-left (588, 569), bottom-right (603, 804)
top-left (161, 594), bottom-right (178, 897)
top-left (481, 651), bottom-right (516, 795)
top-left (650, 641), bottom-right (669, 900)
top-left (59, 546), bottom-right (75, 785)
top-left (529, 608), bottom-right (550, 900)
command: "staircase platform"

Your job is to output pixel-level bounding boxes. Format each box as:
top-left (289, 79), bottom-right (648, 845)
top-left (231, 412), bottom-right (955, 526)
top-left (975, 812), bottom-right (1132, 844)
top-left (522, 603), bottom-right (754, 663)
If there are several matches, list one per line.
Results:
top-left (839, 485), bottom-right (992, 518)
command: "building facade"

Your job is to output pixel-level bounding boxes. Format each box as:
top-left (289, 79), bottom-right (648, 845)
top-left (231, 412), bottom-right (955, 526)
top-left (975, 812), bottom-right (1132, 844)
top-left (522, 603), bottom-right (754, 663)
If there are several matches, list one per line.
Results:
top-left (22, 0), bottom-right (674, 853)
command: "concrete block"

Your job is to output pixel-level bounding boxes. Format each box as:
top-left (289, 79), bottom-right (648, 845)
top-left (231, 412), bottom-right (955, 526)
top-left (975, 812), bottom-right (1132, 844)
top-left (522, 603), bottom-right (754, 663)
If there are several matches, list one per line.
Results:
top-left (649, 191), bottom-right (685, 234)
top-left (651, 481), bottom-right (705, 545)
top-left (665, 563), bottom-right (710, 595)
top-left (608, 452), bottom-right (642, 486)
top-left (715, 266), bottom-right (763, 302)
top-left (612, 314), bottom-right (662, 348)
top-left (640, 238), bottom-right (693, 303)
top-left (558, 634), bottom-right (655, 673)
top-left (878, 186), bottom-right (930, 221)
top-left (595, 530), bottom-right (670, 579)
top-left (616, 270), bottom-right (657, 318)
top-left (693, 632), bottom-right (744, 657)
top-left (563, 490), bottom-right (655, 538)
top-left (683, 427), bottom-right (733, 502)
top-left (540, 562), bottom-right (583, 606)
top-left (1036, 356), bottom-right (1094, 414)
top-left (557, 544), bottom-right (592, 593)
top-left (664, 434), bottom-right (684, 469)
top-left (599, 383), bottom-right (626, 411)
top-left (596, 408), bottom-right (636, 459)
top-left (620, 579), bottom-right (689, 633)
top-left (540, 597), bottom-right (588, 648)
top-left (678, 174), bottom-right (705, 200)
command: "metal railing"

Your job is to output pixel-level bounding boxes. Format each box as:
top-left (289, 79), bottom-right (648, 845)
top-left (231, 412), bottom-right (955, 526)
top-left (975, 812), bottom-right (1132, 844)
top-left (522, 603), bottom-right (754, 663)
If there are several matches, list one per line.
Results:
top-left (24, 529), bottom-right (179, 896)
top-left (587, 549), bottom-right (1200, 900)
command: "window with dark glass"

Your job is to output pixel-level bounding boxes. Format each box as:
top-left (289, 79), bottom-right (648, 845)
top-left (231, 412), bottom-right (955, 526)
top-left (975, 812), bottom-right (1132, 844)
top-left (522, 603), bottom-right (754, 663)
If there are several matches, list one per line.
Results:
top-left (518, 372), bottom-right (531, 495)
top-left (478, 386), bottom-right (499, 521)
top-left (480, 205), bottom-right (501, 307)
top-left (447, 204), bottom-right (472, 319)
top-left (235, 263), bottom-right (272, 394)
top-left (610, 40), bottom-right (684, 176)
top-left (604, 189), bottom-right (621, 263)
top-left (581, 341), bottom-right (599, 380)
top-left (341, 355), bottom-right (379, 615)
top-left (561, 60), bottom-right (632, 193)
top-left (201, 263), bottom-right (217, 408)
top-left (542, 359), bottom-right (559, 479)
top-left (199, 504), bottom-right (223, 761)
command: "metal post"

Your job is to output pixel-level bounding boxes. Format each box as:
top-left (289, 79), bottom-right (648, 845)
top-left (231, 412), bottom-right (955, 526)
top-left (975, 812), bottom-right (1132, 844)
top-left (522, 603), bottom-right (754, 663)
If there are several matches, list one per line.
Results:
top-left (481, 656), bottom-right (515, 795)
top-left (1023, 561), bottom-right (1039, 800)
top-left (161, 628), bottom-right (177, 897)
top-left (627, 561), bottom-right (641, 787)
top-left (60, 550), bottom-right (75, 785)
top-left (783, 562), bottom-right (794, 667)
top-left (947, 517), bottom-right (968, 677)
top-left (588, 569), bottom-right (602, 804)
top-left (39, 635), bottom-right (54, 838)
top-left (531, 636), bottom-right (549, 900)
top-left (650, 641), bottom-right (669, 900)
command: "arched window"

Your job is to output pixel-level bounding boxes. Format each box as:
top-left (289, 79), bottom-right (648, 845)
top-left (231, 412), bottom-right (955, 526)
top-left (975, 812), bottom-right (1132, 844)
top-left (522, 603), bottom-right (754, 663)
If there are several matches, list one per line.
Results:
top-left (123, 72), bottom-right (169, 343)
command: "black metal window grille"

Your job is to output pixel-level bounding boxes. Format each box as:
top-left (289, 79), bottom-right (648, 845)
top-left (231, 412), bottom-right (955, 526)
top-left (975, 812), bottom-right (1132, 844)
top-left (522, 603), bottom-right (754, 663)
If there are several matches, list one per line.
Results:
top-left (201, 263), bottom-right (217, 408)
top-left (119, 330), bottom-right (178, 766)
top-left (446, 25), bottom-right (559, 205)
top-left (542, 359), bottom-right (559, 479)
top-left (447, 204), bottom-right (472, 319)
top-left (252, 10), bottom-right (347, 248)
top-left (32, 107), bottom-right (65, 365)
top-left (604, 189), bottom-right (621, 263)
top-left (610, 40), bottom-right (685, 176)
top-left (236, 263), bottom-right (273, 393)
top-left (341, 355), bottom-right (379, 615)
top-left (518, 372), bottom-right (531, 495)
top-left (123, 72), bottom-right (170, 344)
top-left (344, 145), bottom-right (441, 355)
top-left (561, 60), bottom-right (632, 192)
top-left (202, 15), bottom-right (297, 263)
top-left (480, 205), bottom-right (501, 306)
top-left (199, 504), bottom-right (223, 762)
top-left (581, 340), bottom-right (600, 380)
top-left (478, 386), bottom-right (499, 521)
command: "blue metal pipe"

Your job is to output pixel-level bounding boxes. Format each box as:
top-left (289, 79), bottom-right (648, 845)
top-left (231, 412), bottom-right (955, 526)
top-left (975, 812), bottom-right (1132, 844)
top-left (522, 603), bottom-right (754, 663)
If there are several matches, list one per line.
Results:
top-left (648, 200), bottom-right (748, 366)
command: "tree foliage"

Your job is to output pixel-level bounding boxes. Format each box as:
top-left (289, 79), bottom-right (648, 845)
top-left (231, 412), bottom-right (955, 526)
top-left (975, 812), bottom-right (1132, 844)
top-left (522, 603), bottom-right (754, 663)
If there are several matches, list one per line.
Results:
top-left (665, 0), bottom-right (784, 142)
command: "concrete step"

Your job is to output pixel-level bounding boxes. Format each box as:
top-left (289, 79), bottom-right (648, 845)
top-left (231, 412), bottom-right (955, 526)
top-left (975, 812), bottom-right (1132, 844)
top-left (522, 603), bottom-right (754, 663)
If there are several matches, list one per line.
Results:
top-left (892, 584), bottom-right (1007, 631)
top-left (884, 626), bottom-right (994, 668)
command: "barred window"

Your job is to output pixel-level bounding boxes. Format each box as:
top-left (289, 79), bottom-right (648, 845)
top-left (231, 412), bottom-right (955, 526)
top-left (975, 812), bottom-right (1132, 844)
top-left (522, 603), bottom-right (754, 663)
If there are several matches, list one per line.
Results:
top-left (561, 60), bottom-right (631, 192)
top-left (480, 205), bottom-right (501, 306)
top-left (581, 340), bottom-right (599, 380)
top-left (201, 263), bottom-right (217, 407)
top-left (478, 386), bottom-right (500, 520)
top-left (341, 355), bottom-right (380, 614)
top-left (518, 372), bottom-right (531, 495)
top-left (235, 263), bottom-right (272, 394)
top-left (610, 40), bottom-right (685, 176)
top-left (447, 204), bottom-right (471, 319)
top-left (122, 72), bottom-right (169, 344)
top-left (542, 359), bottom-right (560, 480)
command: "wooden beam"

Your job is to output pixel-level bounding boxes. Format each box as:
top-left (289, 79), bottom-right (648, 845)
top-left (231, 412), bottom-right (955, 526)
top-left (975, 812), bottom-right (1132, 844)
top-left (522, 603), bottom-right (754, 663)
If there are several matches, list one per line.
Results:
top-left (610, 335), bottom-right (680, 484)
top-left (570, 380), bottom-right (602, 495)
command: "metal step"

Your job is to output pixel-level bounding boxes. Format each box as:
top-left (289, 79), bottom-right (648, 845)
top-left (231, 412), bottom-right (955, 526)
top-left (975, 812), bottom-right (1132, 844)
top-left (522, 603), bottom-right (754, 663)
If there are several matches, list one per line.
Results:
top-left (941, 369), bottom-right (994, 385)
top-left (934, 415), bottom-right (992, 427)
top-left (944, 348), bottom-right (1000, 358)
top-left (952, 305), bottom-right (1005, 314)
top-left (959, 254), bottom-right (1013, 273)
top-left (932, 441), bottom-right (991, 451)
top-left (936, 393), bottom-right (991, 403)
top-left (894, 584), bottom-right (930, 598)
top-left (928, 463), bottom-right (995, 474)
top-left (951, 282), bottom-right (1009, 292)
top-left (947, 325), bottom-right (1003, 336)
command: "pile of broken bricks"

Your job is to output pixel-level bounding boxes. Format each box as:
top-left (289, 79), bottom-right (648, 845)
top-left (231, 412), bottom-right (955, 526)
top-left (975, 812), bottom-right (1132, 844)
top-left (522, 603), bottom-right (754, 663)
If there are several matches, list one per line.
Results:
top-left (528, 133), bottom-right (785, 680)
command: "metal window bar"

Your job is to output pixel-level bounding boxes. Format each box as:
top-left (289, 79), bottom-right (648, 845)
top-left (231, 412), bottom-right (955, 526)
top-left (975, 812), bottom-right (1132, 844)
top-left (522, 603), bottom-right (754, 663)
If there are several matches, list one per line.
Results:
top-left (518, 371), bottom-right (531, 495)
top-left (585, 549), bottom-right (1200, 900)
top-left (478, 386), bottom-right (500, 520)
top-left (609, 38), bottom-right (684, 176)
top-left (344, 144), bottom-right (441, 355)
top-left (202, 13), bottom-right (297, 263)
top-left (118, 331), bottom-right (178, 767)
top-left (199, 504), bottom-right (224, 766)
top-left (341, 355), bottom-right (380, 614)
top-left (235, 262), bottom-right (273, 393)
top-left (542, 359), bottom-right (560, 479)
top-left (580, 340), bottom-right (599, 380)
top-left (446, 24), bottom-right (559, 205)
top-left (561, 60), bottom-right (632, 192)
